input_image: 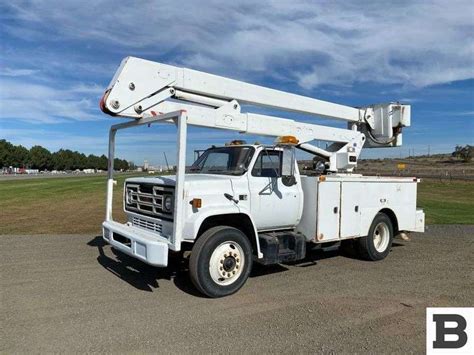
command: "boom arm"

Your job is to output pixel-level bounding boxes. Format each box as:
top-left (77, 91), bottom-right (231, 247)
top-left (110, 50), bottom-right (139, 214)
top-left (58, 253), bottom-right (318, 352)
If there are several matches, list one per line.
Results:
top-left (100, 57), bottom-right (411, 172)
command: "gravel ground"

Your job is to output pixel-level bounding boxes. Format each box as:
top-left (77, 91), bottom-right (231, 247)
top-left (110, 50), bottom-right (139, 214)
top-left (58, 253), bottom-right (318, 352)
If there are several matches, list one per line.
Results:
top-left (1, 225), bottom-right (473, 353)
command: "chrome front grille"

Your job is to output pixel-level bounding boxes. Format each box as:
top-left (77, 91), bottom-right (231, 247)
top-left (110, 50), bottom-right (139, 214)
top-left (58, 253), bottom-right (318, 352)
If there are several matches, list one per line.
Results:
top-left (125, 183), bottom-right (174, 219)
top-left (132, 216), bottom-right (163, 233)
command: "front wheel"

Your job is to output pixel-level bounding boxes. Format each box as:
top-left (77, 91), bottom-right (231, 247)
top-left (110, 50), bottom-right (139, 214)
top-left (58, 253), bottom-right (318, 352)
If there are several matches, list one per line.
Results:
top-left (357, 213), bottom-right (394, 261)
top-left (189, 226), bottom-right (253, 298)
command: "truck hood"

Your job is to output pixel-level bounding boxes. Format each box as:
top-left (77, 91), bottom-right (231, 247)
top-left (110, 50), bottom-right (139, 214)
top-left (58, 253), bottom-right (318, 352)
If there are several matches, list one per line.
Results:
top-left (125, 174), bottom-right (240, 187)
top-left (125, 174), bottom-right (249, 216)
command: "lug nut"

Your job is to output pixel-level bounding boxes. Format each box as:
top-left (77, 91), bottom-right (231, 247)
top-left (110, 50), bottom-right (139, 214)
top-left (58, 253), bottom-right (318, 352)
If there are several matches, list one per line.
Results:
top-left (129, 82), bottom-right (135, 91)
top-left (111, 100), bottom-right (120, 109)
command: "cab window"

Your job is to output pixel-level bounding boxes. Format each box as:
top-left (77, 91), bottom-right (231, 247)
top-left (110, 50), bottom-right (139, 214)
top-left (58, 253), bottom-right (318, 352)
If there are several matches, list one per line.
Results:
top-left (189, 146), bottom-right (254, 175)
top-left (251, 150), bottom-right (282, 177)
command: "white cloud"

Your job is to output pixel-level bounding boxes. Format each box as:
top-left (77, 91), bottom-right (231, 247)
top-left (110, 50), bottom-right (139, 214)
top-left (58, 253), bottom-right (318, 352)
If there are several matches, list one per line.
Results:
top-left (69, 83), bottom-right (104, 95)
top-left (0, 79), bottom-right (102, 123)
top-left (0, 67), bottom-right (39, 77)
top-left (3, 0), bottom-right (473, 89)
top-left (455, 111), bottom-right (474, 116)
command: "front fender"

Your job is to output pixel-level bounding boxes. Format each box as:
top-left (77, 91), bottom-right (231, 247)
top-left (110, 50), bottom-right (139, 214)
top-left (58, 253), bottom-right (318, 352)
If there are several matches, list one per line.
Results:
top-left (182, 204), bottom-right (262, 259)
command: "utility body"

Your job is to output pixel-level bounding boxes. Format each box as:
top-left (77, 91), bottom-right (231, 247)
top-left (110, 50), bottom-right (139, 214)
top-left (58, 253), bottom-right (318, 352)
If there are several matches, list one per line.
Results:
top-left (101, 57), bottom-right (425, 297)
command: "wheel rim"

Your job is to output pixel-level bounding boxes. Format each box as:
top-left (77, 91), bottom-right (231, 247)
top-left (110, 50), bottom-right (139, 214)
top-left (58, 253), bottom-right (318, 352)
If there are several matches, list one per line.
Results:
top-left (373, 222), bottom-right (390, 252)
top-left (209, 241), bottom-right (245, 286)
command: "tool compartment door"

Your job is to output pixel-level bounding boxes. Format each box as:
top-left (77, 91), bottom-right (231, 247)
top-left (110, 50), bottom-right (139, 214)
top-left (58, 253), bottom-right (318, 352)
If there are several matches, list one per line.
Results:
top-left (340, 182), bottom-right (362, 238)
top-left (316, 181), bottom-right (340, 241)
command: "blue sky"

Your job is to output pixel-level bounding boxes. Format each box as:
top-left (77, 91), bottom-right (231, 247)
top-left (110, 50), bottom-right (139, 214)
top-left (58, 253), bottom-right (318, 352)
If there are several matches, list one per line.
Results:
top-left (1, 0), bottom-right (473, 166)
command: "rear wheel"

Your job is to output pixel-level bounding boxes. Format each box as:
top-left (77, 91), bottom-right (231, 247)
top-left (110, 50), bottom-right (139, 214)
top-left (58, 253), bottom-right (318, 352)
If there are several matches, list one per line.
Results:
top-left (189, 226), bottom-right (253, 298)
top-left (357, 213), bottom-right (394, 261)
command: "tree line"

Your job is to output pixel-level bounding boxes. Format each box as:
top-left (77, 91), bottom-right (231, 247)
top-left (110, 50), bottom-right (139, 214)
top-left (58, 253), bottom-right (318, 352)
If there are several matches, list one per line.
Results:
top-left (452, 145), bottom-right (473, 162)
top-left (0, 139), bottom-right (131, 171)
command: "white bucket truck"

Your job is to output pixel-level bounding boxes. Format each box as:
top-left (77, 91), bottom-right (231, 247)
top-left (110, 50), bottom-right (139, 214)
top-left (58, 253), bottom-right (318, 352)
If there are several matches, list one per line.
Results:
top-left (100, 57), bottom-right (425, 297)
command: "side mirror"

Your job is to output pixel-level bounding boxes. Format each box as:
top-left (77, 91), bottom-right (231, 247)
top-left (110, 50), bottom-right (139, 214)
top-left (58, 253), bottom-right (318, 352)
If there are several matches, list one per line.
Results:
top-left (314, 160), bottom-right (326, 175)
top-left (281, 146), bottom-right (297, 186)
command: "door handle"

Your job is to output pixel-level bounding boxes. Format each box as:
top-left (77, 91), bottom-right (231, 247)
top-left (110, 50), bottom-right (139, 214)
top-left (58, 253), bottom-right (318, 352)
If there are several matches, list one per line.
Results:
top-left (333, 207), bottom-right (338, 214)
top-left (224, 193), bottom-right (239, 204)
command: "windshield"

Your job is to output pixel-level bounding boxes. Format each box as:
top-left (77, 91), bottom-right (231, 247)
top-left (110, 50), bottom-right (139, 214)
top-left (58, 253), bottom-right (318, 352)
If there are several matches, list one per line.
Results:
top-left (189, 146), bottom-right (254, 175)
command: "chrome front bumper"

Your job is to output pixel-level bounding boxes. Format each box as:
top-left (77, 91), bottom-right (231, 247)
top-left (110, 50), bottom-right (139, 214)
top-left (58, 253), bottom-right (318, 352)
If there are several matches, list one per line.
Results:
top-left (102, 220), bottom-right (169, 266)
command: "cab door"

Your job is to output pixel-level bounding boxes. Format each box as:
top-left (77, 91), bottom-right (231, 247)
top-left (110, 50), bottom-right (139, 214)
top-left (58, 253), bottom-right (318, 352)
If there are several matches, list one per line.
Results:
top-left (247, 149), bottom-right (301, 230)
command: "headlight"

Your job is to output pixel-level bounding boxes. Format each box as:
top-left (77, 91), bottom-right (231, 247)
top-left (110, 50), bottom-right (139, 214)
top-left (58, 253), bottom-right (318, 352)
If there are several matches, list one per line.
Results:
top-left (126, 189), bottom-right (133, 203)
top-left (163, 195), bottom-right (172, 212)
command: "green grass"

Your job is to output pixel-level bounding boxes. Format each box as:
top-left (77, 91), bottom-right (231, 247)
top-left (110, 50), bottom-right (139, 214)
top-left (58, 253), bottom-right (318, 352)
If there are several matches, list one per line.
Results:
top-left (0, 174), bottom-right (138, 235)
top-left (0, 175), bottom-right (472, 235)
top-left (417, 180), bottom-right (474, 224)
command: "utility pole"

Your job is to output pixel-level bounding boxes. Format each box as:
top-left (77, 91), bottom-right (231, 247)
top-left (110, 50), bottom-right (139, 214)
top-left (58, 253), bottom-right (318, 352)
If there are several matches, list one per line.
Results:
top-left (428, 145), bottom-right (430, 157)
top-left (163, 152), bottom-right (170, 171)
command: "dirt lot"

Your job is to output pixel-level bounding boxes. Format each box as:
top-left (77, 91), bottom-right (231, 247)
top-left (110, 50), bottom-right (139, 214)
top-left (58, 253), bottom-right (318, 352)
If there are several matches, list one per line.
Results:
top-left (1, 225), bottom-right (473, 353)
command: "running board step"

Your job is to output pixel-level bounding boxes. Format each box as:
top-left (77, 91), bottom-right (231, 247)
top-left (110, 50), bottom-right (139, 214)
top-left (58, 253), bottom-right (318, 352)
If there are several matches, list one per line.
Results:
top-left (257, 232), bottom-right (306, 265)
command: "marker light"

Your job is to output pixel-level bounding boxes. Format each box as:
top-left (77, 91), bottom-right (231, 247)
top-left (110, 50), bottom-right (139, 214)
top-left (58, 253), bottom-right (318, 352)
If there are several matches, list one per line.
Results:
top-left (191, 198), bottom-right (202, 208)
top-left (226, 140), bottom-right (246, 146)
top-left (275, 135), bottom-right (299, 145)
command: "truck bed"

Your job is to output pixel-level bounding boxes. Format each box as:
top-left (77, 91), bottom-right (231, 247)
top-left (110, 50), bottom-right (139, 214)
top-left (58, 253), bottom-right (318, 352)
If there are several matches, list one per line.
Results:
top-left (296, 174), bottom-right (425, 243)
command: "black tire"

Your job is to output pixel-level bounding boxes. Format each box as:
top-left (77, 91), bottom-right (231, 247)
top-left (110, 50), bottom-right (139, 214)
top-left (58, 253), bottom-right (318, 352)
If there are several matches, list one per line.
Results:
top-left (357, 213), bottom-right (394, 261)
top-left (189, 226), bottom-right (253, 298)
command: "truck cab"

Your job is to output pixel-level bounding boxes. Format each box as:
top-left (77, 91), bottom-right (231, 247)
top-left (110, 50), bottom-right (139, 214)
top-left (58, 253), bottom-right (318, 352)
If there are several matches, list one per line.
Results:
top-left (117, 142), bottom-right (304, 248)
top-left (185, 142), bottom-right (303, 230)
